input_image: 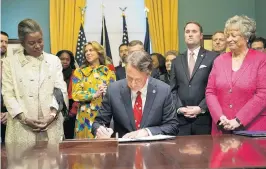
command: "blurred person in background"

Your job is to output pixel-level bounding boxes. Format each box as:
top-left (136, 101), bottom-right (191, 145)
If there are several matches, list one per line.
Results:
top-left (56, 50), bottom-right (77, 139)
top-left (212, 31), bottom-right (227, 54)
top-left (160, 50), bottom-right (178, 84)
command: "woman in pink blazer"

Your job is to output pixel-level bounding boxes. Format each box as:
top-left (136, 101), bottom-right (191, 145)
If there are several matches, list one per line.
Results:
top-left (206, 15), bottom-right (266, 135)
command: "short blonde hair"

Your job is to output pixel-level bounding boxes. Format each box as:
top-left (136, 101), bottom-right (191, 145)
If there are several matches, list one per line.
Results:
top-left (81, 41), bottom-right (106, 68)
top-left (224, 15), bottom-right (256, 40)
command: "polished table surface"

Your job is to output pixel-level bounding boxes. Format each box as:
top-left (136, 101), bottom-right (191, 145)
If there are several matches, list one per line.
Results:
top-left (1, 135), bottom-right (266, 169)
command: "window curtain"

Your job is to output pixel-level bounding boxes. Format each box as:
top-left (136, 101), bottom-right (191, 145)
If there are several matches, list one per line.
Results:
top-left (50, 0), bottom-right (86, 54)
top-left (144, 0), bottom-right (179, 55)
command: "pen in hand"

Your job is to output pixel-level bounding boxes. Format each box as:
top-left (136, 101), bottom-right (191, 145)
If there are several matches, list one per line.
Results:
top-left (95, 122), bottom-right (114, 139)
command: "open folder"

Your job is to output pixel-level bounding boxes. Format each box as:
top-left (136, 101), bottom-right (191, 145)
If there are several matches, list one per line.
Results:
top-left (233, 131), bottom-right (266, 137)
top-left (118, 135), bottom-right (176, 143)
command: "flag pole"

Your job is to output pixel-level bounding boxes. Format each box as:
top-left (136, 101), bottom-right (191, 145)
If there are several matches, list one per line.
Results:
top-left (144, 7), bottom-right (150, 53)
top-left (120, 7), bottom-right (129, 45)
top-left (101, 2), bottom-right (106, 52)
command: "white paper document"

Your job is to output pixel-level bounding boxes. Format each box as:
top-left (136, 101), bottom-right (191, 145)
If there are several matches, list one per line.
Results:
top-left (118, 134), bottom-right (176, 143)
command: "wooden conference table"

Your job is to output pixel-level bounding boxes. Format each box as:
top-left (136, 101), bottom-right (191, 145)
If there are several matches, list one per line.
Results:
top-left (1, 135), bottom-right (266, 169)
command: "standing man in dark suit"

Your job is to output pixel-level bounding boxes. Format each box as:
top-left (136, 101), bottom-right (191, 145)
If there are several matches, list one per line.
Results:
top-left (92, 51), bottom-right (179, 138)
top-left (170, 22), bottom-right (218, 135)
top-left (115, 43), bottom-right (128, 80)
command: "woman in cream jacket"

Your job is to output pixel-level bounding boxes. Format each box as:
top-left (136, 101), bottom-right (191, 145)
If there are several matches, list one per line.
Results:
top-left (2, 19), bottom-right (67, 143)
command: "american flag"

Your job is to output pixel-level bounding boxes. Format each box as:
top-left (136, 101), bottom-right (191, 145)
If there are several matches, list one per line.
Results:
top-left (75, 24), bottom-right (87, 67)
top-left (122, 14), bottom-right (129, 45)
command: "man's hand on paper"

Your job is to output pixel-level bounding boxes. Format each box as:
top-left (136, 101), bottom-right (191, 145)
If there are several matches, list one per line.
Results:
top-left (122, 129), bottom-right (149, 139)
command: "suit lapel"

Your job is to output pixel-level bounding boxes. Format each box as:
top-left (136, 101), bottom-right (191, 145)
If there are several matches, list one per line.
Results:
top-left (121, 82), bottom-right (136, 130)
top-left (181, 52), bottom-right (190, 81)
top-left (190, 48), bottom-right (206, 80)
top-left (223, 53), bottom-right (232, 86)
top-left (232, 49), bottom-right (253, 85)
top-left (141, 78), bottom-right (156, 127)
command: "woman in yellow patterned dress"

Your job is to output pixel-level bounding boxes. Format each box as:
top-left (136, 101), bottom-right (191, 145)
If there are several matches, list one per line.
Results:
top-left (72, 41), bottom-right (116, 138)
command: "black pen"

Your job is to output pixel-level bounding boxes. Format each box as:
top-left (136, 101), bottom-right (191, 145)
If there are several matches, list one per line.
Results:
top-left (100, 121), bottom-right (108, 131)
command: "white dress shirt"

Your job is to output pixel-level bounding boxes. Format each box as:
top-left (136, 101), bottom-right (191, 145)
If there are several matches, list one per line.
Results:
top-left (130, 78), bottom-right (152, 135)
top-left (131, 78), bottom-right (148, 111)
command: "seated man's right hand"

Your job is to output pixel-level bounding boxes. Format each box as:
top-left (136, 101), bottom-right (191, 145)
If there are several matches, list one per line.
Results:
top-left (96, 126), bottom-right (113, 139)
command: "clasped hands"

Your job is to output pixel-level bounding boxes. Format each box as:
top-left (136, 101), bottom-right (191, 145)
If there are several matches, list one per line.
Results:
top-left (16, 110), bottom-right (57, 132)
top-left (218, 115), bottom-right (241, 131)
top-left (96, 126), bottom-right (149, 139)
top-left (179, 106), bottom-right (202, 118)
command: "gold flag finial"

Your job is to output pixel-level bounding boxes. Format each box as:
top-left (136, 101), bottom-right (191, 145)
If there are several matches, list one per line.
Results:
top-left (79, 6), bottom-right (87, 25)
top-left (144, 7), bottom-right (149, 17)
top-left (119, 7), bottom-right (127, 16)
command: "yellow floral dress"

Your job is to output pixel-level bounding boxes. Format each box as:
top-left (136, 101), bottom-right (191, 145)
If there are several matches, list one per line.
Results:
top-left (72, 65), bottom-right (116, 138)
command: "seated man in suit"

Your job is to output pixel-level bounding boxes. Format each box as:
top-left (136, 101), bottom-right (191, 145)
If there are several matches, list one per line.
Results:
top-left (115, 43), bottom-right (128, 80)
top-left (92, 51), bottom-right (179, 138)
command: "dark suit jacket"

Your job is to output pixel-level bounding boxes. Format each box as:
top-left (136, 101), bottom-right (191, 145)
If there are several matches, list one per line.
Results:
top-left (115, 65), bottom-right (160, 81)
top-left (92, 77), bottom-right (179, 137)
top-left (170, 48), bottom-right (218, 125)
top-left (1, 94), bottom-right (7, 143)
top-left (115, 65), bottom-right (126, 81)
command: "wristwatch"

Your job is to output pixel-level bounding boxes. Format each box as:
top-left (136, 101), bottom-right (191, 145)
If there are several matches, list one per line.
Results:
top-left (235, 117), bottom-right (242, 125)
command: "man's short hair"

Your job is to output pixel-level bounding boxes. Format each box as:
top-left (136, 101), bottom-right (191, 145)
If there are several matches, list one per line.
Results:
top-left (125, 50), bottom-right (153, 74)
top-left (184, 21), bottom-right (203, 33)
top-left (212, 31), bottom-right (224, 39)
top-left (119, 43), bottom-right (128, 50)
top-left (1, 31), bottom-right (9, 37)
top-left (252, 37), bottom-right (266, 48)
top-left (128, 40), bottom-right (143, 47)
